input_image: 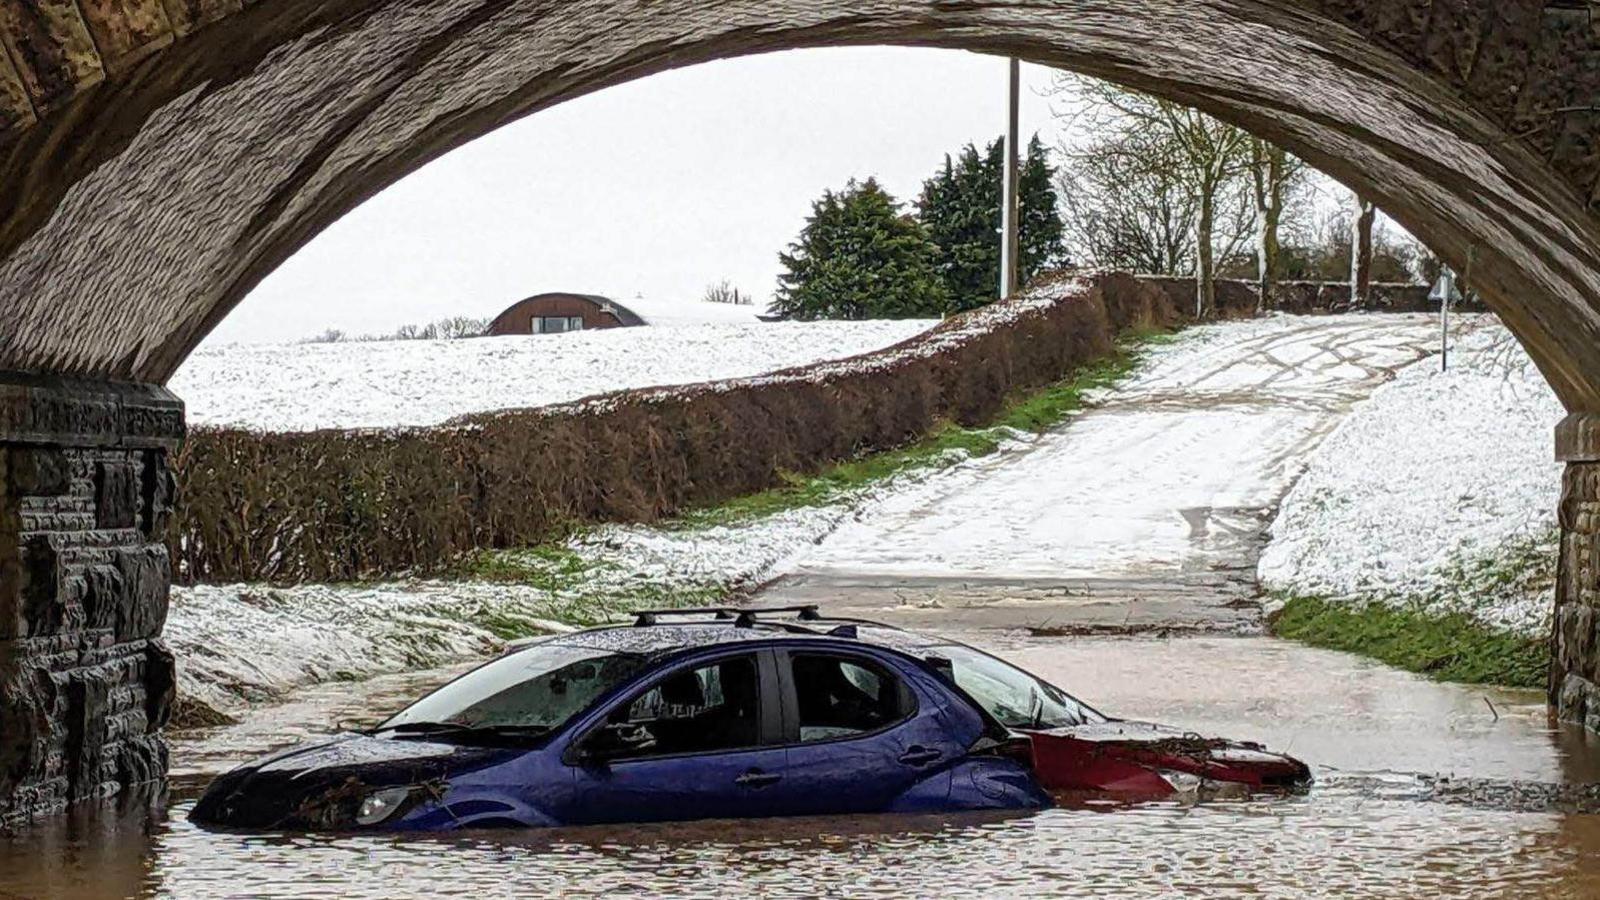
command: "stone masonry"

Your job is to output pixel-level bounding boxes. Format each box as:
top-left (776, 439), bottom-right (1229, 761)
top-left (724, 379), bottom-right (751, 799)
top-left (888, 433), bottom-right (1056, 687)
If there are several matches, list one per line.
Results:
top-left (1553, 414), bottom-right (1600, 728)
top-left (0, 374), bottom-right (182, 824)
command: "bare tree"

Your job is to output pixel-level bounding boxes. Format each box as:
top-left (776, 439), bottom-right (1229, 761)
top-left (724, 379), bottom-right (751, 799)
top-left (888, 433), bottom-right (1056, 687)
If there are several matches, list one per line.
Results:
top-left (1350, 194), bottom-right (1376, 309)
top-left (1056, 136), bottom-right (1198, 275)
top-left (1249, 139), bottom-right (1310, 312)
top-left (431, 316), bottom-right (488, 339)
top-left (1051, 76), bottom-right (1258, 317)
top-left (702, 279), bottom-right (754, 305)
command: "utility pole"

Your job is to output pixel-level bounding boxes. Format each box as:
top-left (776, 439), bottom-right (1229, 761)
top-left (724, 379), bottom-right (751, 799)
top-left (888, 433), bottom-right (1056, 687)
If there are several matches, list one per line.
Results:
top-left (1000, 57), bottom-right (1021, 300)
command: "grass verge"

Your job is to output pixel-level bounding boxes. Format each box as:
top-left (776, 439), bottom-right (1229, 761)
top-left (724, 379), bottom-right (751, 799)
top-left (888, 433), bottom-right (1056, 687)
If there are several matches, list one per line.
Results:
top-left (1268, 529), bottom-right (1555, 689)
top-left (1269, 595), bottom-right (1548, 689)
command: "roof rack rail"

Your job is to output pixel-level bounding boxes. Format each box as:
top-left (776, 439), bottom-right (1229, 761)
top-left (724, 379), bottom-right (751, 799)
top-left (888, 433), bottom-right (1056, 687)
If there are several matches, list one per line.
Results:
top-left (631, 605), bottom-right (822, 628)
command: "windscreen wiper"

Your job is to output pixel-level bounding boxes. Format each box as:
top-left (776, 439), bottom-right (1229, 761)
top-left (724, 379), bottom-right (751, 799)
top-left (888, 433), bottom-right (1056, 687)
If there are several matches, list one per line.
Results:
top-left (366, 721), bottom-right (551, 741)
top-left (367, 721), bottom-right (474, 736)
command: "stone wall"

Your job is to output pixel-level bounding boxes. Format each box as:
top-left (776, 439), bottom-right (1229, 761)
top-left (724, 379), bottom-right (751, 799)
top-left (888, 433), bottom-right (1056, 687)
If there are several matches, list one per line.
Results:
top-left (1136, 276), bottom-right (1469, 319)
top-left (0, 375), bottom-right (183, 824)
top-left (1554, 461), bottom-right (1600, 729)
top-left (1554, 414), bottom-right (1600, 729)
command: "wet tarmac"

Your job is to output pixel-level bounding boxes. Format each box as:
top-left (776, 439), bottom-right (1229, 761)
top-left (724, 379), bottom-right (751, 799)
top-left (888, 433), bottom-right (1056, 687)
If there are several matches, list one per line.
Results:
top-left (4, 633), bottom-right (1600, 899)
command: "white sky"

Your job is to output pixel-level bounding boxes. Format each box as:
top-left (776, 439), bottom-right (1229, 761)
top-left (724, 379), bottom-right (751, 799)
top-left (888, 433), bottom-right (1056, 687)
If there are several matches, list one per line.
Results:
top-left (212, 48), bottom-right (1067, 345)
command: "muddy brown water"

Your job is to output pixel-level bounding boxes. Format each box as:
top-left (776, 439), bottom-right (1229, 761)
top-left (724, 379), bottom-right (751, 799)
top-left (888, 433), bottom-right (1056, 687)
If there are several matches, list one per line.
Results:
top-left (4, 634), bottom-right (1600, 899)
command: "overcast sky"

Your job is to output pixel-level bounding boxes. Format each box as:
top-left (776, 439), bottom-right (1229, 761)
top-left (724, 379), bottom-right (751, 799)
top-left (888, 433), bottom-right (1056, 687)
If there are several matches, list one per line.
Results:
top-left (211, 48), bottom-right (1069, 345)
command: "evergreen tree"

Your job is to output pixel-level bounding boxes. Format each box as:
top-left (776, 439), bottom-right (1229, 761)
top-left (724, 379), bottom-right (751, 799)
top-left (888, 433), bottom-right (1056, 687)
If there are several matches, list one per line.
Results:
top-left (773, 178), bottom-right (950, 321)
top-left (1019, 135), bottom-right (1066, 282)
top-left (917, 135), bottom-right (1066, 312)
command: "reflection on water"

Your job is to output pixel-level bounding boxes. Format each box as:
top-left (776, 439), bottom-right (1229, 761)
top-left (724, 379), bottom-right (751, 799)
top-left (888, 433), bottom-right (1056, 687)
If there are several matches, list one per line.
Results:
top-left (6, 636), bottom-right (1600, 899)
top-left (7, 782), bottom-right (1600, 900)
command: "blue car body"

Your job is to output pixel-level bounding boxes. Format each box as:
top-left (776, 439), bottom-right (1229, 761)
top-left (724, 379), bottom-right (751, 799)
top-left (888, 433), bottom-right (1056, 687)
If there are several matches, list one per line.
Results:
top-left (190, 614), bottom-right (1051, 831)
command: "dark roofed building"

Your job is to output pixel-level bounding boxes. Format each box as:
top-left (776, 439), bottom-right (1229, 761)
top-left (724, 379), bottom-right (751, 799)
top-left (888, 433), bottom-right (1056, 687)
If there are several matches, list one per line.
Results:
top-left (486, 293), bottom-right (644, 336)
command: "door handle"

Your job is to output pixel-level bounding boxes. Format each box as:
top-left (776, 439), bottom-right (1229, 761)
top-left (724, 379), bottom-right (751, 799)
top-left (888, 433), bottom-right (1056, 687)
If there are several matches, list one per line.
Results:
top-left (734, 769), bottom-right (782, 788)
top-left (898, 746), bottom-right (943, 767)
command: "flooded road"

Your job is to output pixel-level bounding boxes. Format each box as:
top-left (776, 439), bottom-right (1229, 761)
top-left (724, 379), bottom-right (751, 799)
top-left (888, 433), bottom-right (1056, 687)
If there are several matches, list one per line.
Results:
top-left (5, 634), bottom-right (1600, 899)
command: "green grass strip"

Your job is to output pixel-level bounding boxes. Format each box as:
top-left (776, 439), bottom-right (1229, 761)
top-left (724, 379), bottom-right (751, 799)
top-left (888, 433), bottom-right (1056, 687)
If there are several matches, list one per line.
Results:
top-left (1269, 594), bottom-right (1548, 689)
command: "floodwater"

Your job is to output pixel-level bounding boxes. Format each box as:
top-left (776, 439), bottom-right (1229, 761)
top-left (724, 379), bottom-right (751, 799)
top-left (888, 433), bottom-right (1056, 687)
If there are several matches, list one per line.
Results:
top-left (5, 633), bottom-right (1600, 899)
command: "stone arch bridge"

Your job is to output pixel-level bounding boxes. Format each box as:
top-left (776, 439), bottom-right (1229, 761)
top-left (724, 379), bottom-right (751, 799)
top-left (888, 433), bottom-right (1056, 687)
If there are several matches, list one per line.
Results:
top-left (5, 0), bottom-right (1600, 821)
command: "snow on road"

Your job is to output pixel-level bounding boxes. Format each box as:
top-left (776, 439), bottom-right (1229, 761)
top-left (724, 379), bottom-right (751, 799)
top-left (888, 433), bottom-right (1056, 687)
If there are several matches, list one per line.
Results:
top-left (1259, 320), bottom-right (1562, 634)
top-left (768, 315), bottom-right (1441, 586)
top-left (173, 319), bottom-right (935, 432)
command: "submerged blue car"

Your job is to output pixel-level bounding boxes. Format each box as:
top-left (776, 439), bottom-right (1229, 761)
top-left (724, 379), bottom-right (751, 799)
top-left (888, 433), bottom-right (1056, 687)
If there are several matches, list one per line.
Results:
top-left (190, 606), bottom-right (1067, 830)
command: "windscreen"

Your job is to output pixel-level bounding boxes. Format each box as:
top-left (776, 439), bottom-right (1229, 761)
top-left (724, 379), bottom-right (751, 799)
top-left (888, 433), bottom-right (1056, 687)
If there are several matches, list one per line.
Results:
top-left (382, 643), bottom-right (649, 733)
top-left (931, 644), bottom-right (1105, 729)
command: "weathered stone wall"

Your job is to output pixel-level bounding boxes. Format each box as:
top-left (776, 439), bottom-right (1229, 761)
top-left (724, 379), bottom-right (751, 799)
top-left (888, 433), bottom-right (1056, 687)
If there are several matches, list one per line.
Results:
top-left (0, 376), bottom-right (183, 824)
top-left (1554, 459), bottom-right (1600, 729)
top-left (1135, 277), bottom-right (1467, 319)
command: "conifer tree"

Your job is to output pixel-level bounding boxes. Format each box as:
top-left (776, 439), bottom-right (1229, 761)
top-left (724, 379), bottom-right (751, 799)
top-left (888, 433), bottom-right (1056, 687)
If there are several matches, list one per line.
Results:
top-left (773, 179), bottom-right (950, 321)
top-left (917, 135), bottom-right (1066, 312)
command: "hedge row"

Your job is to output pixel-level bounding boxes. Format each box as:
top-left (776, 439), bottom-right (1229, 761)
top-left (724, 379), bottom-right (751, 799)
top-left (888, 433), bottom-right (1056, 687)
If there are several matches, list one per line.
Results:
top-left (169, 272), bottom-right (1180, 585)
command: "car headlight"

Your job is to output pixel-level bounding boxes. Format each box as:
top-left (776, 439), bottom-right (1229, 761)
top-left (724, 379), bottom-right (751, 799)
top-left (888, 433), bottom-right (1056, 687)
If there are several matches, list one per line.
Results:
top-left (354, 786), bottom-right (413, 826)
top-left (1155, 769), bottom-right (1204, 794)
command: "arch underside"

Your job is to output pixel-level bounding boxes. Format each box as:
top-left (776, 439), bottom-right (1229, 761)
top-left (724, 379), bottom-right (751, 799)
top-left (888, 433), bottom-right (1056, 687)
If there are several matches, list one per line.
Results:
top-left (2, 1), bottom-right (1599, 411)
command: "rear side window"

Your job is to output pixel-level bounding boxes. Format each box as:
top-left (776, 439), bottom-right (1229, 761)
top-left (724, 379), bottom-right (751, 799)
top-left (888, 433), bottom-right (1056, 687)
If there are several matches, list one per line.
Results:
top-left (790, 654), bottom-right (911, 742)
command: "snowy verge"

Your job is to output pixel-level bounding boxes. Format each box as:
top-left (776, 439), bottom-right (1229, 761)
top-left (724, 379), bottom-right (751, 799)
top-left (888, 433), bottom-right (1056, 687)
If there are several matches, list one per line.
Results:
top-left (173, 320), bottom-right (934, 432)
top-left (1258, 318), bottom-right (1562, 635)
top-left (167, 423), bottom-right (1047, 720)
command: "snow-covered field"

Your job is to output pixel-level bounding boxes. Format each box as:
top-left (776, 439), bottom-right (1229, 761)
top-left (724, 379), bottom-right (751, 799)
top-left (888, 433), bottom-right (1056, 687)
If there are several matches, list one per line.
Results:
top-left (1259, 320), bottom-right (1563, 635)
top-left (173, 320), bottom-right (935, 432)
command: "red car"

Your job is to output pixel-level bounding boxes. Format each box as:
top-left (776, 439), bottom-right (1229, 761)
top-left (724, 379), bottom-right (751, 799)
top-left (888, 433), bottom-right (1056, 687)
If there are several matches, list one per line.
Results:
top-left (846, 612), bottom-right (1313, 799)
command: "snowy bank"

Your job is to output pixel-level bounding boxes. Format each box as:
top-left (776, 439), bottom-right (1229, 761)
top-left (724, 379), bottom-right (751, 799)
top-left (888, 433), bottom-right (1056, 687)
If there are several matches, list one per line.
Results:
top-left (1259, 317), bottom-right (1563, 635)
top-left (167, 445), bottom-right (1033, 718)
top-left (173, 320), bottom-right (933, 432)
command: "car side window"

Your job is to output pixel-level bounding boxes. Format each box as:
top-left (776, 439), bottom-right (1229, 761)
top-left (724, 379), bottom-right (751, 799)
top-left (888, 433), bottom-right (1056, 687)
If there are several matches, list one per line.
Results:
top-left (594, 655), bottom-right (762, 759)
top-left (791, 654), bottom-right (910, 742)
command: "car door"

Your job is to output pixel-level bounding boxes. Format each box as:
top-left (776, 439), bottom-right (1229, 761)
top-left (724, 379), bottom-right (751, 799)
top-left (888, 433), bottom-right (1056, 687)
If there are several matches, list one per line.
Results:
top-left (560, 649), bottom-right (791, 825)
top-left (774, 648), bottom-right (972, 816)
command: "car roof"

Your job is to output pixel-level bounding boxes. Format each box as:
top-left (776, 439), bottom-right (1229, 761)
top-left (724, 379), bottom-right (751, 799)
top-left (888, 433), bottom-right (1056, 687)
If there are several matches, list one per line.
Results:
top-left (535, 608), bottom-right (951, 662)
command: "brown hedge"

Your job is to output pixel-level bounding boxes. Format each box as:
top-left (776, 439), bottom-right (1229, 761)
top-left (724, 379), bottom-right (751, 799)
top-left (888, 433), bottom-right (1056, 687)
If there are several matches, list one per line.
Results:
top-left (169, 272), bottom-right (1180, 585)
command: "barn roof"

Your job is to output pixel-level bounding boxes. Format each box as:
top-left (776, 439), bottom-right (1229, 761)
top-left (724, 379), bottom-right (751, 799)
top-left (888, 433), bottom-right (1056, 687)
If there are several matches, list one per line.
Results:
top-left (491, 292), bottom-right (766, 330)
top-left (487, 293), bottom-right (645, 331)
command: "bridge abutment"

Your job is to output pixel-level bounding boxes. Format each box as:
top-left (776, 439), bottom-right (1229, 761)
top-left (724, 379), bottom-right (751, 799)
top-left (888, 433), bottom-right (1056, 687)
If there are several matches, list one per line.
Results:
top-left (1553, 414), bottom-right (1600, 729)
top-left (0, 375), bottom-right (182, 824)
